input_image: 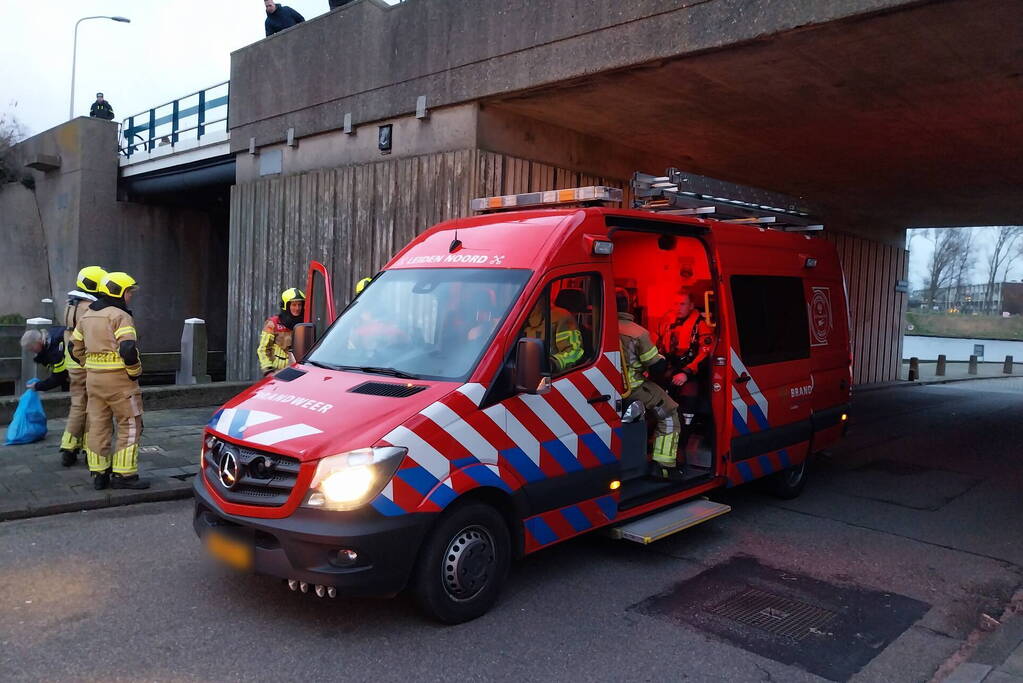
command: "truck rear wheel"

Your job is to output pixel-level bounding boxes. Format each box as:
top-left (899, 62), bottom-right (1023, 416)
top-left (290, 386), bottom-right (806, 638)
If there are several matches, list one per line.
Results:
top-left (766, 459), bottom-right (808, 499)
top-left (412, 502), bottom-right (510, 624)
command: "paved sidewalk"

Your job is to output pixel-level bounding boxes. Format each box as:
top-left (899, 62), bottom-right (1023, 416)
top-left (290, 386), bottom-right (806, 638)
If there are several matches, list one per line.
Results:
top-left (0, 406), bottom-right (213, 520)
top-left (945, 610), bottom-right (1023, 682)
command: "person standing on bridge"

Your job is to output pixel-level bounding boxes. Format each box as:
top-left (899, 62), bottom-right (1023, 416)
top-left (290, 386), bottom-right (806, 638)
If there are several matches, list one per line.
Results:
top-left (69, 272), bottom-right (148, 491)
top-left (264, 0), bottom-right (305, 36)
top-left (89, 93), bottom-right (114, 121)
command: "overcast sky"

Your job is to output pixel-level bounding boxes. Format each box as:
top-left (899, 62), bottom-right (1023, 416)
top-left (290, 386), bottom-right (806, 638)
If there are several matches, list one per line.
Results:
top-left (1, 0), bottom-right (396, 137)
top-left (907, 227), bottom-right (1023, 291)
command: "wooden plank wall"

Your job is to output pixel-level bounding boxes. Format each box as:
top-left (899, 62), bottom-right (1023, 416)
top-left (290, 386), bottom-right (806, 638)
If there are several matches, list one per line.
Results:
top-left (227, 148), bottom-right (902, 384)
top-left (227, 149), bottom-right (629, 379)
top-left (824, 232), bottom-right (909, 385)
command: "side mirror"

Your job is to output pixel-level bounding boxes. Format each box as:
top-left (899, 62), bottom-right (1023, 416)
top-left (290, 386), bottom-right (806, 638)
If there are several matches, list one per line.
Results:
top-left (292, 322), bottom-right (316, 362)
top-left (514, 337), bottom-right (551, 395)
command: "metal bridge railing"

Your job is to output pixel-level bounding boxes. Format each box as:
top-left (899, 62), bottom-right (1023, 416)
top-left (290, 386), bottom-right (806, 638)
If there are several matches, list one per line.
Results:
top-left (120, 81), bottom-right (229, 157)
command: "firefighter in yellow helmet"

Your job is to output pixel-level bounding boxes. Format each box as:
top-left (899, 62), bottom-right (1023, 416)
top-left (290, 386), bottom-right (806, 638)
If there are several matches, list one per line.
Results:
top-left (616, 288), bottom-right (681, 479)
top-left (57, 266), bottom-right (107, 467)
top-left (258, 288), bottom-right (305, 375)
top-left (522, 296), bottom-right (584, 373)
top-left (355, 277), bottom-right (372, 295)
top-left (69, 272), bottom-right (148, 490)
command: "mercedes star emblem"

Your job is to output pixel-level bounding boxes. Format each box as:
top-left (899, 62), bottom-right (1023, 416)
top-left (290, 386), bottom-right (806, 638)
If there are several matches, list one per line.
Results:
top-left (218, 449), bottom-right (240, 489)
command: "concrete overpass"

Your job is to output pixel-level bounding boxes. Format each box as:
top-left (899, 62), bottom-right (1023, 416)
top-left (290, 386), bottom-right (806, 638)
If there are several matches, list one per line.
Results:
top-left (6, 0), bottom-right (1018, 378)
top-left (0, 82), bottom-right (234, 352)
top-left (220, 0), bottom-right (1022, 382)
top-left (2, 116), bottom-right (231, 354)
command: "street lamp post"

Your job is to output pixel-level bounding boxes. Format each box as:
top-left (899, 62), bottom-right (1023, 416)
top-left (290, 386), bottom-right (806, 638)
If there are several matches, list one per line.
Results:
top-left (69, 15), bottom-right (130, 120)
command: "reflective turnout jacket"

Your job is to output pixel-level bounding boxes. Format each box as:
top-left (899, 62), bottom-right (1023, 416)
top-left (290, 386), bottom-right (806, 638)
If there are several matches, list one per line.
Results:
top-left (62, 292), bottom-right (95, 372)
top-left (32, 327), bottom-right (69, 391)
top-left (524, 305), bottom-right (584, 372)
top-left (71, 302), bottom-right (142, 378)
top-left (618, 311), bottom-right (663, 391)
top-left (258, 315), bottom-right (294, 372)
top-left (657, 310), bottom-right (716, 378)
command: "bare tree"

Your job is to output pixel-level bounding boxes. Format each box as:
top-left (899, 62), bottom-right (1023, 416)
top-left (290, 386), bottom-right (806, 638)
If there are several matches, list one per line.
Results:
top-left (923, 228), bottom-right (969, 309)
top-left (0, 108), bottom-right (26, 185)
top-left (983, 226), bottom-right (1023, 313)
top-left (951, 227), bottom-right (977, 310)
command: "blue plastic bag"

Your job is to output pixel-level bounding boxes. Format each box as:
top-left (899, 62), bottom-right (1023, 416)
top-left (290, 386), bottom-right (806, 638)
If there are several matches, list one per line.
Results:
top-left (5, 389), bottom-right (47, 445)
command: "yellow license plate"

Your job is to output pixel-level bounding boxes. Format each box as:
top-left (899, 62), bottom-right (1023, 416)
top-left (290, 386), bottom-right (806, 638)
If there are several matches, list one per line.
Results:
top-left (205, 530), bottom-right (253, 571)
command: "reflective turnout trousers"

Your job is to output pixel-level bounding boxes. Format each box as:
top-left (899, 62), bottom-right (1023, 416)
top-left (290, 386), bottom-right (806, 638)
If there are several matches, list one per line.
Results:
top-left (60, 368), bottom-right (89, 452)
top-left (630, 381), bottom-right (681, 467)
top-left (85, 372), bottom-right (143, 475)
top-left (619, 311), bottom-right (682, 466)
top-left (61, 297), bottom-right (92, 452)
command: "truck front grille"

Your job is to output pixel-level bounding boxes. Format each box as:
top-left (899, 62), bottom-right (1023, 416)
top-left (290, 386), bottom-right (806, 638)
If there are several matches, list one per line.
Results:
top-left (204, 444), bottom-right (302, 507)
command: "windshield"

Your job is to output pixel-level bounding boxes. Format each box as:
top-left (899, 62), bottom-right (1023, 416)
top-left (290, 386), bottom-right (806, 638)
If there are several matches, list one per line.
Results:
top-left (307, 268), bottom-right (531, 381)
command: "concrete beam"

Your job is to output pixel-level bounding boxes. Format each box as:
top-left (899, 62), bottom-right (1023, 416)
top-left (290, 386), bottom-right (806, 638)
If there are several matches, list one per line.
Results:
top-left (229, 0), bottom-right (925, 152)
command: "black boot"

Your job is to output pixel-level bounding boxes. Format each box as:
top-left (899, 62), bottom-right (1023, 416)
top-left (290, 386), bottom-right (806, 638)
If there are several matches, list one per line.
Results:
top-left (93, 469), bottom-right (111, 490)
top-left (651, 461), bottom-right (687, 482)
top-left (111, 474), bottom-right (150, 490)
top-left (60, 449), bottom-right (78, 467)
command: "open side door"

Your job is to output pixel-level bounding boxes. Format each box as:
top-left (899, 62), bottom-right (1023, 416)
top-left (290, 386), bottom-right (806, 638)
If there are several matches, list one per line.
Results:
top-left (304, 260), bottom-right (337, 339)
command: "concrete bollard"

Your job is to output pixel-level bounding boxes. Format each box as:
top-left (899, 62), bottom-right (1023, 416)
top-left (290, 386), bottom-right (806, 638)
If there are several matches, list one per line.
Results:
top-left (176, 318), bottom-right (212, 385)
top-left (908, 357), bottom-right (919, 381)
top-left (968, 355), bottom-right (978, 375)
top-left (936, 354), bottom-right (946, 376)
top-left (40, 298), bottom-right (55, 322)
top-left (18, 317), bottom-right (53, 395)
top-left (1004, 355), bottom-right (1014, 375)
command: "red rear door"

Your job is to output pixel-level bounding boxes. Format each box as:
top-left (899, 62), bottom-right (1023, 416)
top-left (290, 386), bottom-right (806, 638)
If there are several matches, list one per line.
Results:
top-left (724, 273), bottom-right (813, 486)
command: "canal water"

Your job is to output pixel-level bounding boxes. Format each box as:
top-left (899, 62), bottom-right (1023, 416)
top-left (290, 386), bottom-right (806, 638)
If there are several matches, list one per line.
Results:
top-left (903, 335), bottom-right (1023, 361)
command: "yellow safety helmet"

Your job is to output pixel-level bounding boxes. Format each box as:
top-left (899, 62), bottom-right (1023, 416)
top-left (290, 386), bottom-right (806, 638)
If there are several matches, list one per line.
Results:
top-left (101, 272), bottom-right (138, 299)
top-left (281, 288), bottom-right (306, 309)
top-left (355, 277), bottom-right (372, 295)
top-left (77, 266), bottom-right (108, 294)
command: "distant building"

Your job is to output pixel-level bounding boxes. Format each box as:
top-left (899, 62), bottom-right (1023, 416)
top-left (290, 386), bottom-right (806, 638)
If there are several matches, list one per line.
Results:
top-left (910, 282), bottom-right (1023, 315)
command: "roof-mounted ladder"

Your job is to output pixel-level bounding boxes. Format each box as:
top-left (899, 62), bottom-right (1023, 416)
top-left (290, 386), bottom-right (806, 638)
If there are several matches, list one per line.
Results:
top-left (632, 169), bottom-right (824, 232)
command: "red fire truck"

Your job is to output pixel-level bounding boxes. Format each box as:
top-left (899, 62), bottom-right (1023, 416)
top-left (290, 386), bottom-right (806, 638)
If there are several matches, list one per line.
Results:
top-left (194, 170), bottom-right (852, 623)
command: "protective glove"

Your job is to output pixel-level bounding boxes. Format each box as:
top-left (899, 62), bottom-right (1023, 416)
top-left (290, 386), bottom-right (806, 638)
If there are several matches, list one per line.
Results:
top-left (25, 378), bottom-right (39, 389)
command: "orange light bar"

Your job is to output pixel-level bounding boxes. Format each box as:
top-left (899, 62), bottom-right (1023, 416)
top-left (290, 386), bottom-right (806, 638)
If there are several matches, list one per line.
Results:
top-left (470, 186), bottom-right (623, 212)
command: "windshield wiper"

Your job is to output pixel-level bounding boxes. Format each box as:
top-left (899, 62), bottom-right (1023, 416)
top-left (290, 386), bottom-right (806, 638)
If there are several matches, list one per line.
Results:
top-left (349, 365), bottom-right (419, 380)
top-left (304, 359), bottom-right (341, 371)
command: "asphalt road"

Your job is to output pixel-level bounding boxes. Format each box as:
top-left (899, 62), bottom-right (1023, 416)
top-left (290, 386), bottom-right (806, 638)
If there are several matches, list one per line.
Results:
top-left (1, 379), bottom-right (1021, 682)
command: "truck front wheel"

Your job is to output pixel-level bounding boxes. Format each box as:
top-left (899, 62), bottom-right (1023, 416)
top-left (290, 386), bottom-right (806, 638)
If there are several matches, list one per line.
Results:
top-left (767, 459), bottom-right (808, 499)
top-left (412, 502), bottom-right (511, 624)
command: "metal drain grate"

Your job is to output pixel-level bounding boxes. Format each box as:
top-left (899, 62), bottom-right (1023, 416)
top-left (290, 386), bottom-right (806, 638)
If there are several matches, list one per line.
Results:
top-left (708, 588), bottom-right (837, 640)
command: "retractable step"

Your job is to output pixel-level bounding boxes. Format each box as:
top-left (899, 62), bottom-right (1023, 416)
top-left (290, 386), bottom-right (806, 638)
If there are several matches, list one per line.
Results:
top-left (608, 497), bottom-right (731, 544)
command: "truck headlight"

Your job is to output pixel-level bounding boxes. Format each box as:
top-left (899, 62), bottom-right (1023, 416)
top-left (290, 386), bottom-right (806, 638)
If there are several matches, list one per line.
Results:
top-left (302, 446), bottom-right (406, 511)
